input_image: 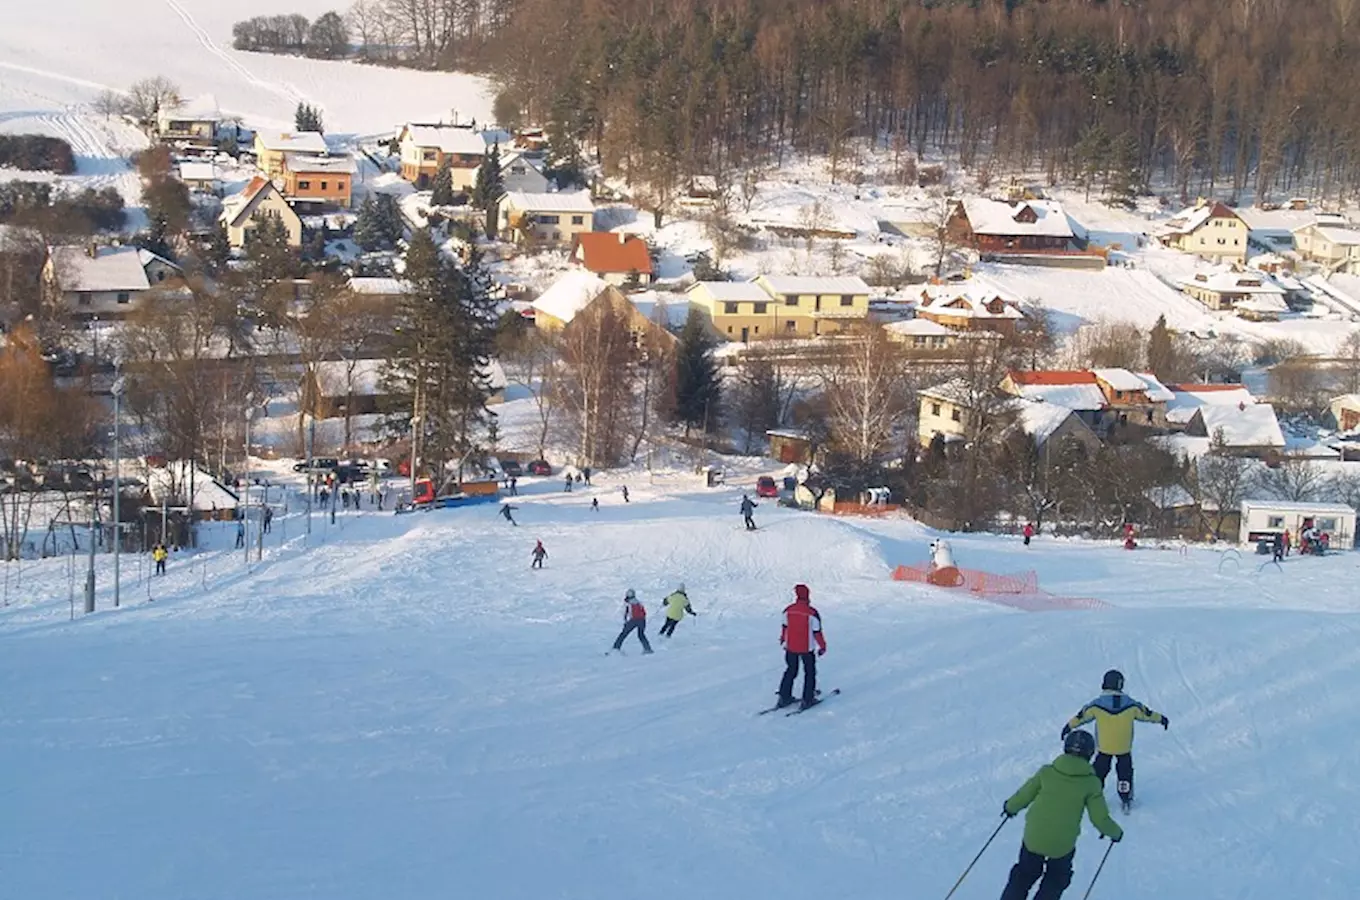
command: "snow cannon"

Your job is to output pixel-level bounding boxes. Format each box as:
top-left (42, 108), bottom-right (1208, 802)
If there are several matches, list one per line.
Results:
top-left (927, 539), bottom-right (963, 587)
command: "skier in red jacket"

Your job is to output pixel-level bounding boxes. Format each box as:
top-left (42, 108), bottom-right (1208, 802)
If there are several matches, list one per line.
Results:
top-left (778, 584), bottom-right (827, 710)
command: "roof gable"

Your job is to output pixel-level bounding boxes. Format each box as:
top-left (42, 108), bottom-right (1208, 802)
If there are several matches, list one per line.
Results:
top-left (574, 232), bottom-right (652, 275)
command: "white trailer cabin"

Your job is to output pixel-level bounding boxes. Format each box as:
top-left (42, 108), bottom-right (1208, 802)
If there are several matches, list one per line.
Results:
top-left (1238, 500), bottom-right (1356, 550)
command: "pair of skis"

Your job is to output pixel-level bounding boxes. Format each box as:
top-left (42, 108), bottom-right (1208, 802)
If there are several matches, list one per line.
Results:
top-left (757, 688), bottom-right (840, 716)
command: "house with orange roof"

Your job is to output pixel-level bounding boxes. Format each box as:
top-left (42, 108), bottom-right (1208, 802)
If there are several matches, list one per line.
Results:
top-left (1156, 200), bottom-right (1248, 264)
top-left (572, 233), bottom-right (653, 287)
top-left (1001, 368), bottom-right (1173, 433)
top-left (220, 176), bottom-right (303, 248)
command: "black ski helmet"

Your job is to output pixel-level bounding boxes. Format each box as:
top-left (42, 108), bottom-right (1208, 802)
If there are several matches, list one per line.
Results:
top-left (1102, 669), bottom-right (1125, 692)
top-left (1063, 729), bottom-right (1096, 761)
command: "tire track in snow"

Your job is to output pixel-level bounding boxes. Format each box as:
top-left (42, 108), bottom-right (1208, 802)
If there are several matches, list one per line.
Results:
top-left (160, 0), bottom-right (307, 106)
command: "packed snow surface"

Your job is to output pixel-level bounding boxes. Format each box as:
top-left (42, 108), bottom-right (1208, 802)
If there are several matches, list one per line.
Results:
top-left (3, 468), bottom-right (1359, 900)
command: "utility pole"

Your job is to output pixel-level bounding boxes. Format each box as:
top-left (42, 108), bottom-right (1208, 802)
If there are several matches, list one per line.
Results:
top-left (409, 414), bottom-right (422, 504)
top-left (243, 392), bottom-right (254, 565)
top-left (305, 412), bottom-right (314, 536)
top-left (111, 374), bottom-right (125, 608)
top-left (84, 490), bottom-right (96, 614)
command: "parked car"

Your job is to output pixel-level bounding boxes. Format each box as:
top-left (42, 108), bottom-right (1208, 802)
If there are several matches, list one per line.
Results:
top-left (500, 460), bottom-right (524, 478)
top-left (756, 476), bottom-right (779, 498)
top-left (527, 459), bottom-right (552, 476)
top-left (333, 464), bottom-right (368, 485)
top-left (292, 457), bottom-right (339, 473)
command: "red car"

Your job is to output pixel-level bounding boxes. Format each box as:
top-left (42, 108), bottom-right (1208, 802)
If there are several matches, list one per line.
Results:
top-left (527, 459), bottom-right (553, 476)
top-left (756, 476), bottom-right (779, 498)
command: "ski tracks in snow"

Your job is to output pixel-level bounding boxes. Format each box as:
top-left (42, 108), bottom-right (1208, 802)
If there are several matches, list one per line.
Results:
top-left (161, 0), bottom-right (310, 108)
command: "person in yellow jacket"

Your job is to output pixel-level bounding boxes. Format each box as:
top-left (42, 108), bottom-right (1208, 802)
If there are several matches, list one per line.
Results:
top-left (658, 583), bottom-right (698, 637)
top-left (1061, 669), bottom-right (1169, 809)
top-left (152, 543), bottom-right (169, 576)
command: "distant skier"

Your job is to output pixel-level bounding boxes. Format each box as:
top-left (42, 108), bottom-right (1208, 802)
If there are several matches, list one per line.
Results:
top-left (500, 503), bottom-right (519, 526)
top-left (1061, 669), bottom-right (1168, 810)
top-left (263, 506), bottom-right (273, 534)
top-left (1023, 522), bottom-right (1035, 547)
top-left (1283, 529), bottom-right (1292, 556)
top-left (1272, 531), bottom-right (1284, 562)
top-left (621, 485), bottom-right (630, 503)
top-left (509, 476), bottom-right (518, 496)
top-left (777, 584), bottom-right (826, 710)
top-left (999, 729), bottom-right (1123, 900)
top-left (583, 467), bottom-right (592, 486)
top-left (564, 475), bottom-right (573, 492)
top-left (235, 519), bottom-right (245, 549)
top-left (531, 540), bottom-right (547, 569)
top-left (611, 588), bottom-right (653, 654)
top-left (591, 497), bottom-right (599, 512)
top-left (659, 583), bottom-right (696, 637)
top-left (152, 543), bottom-right (168, 576)
top-left (740, 494), bottom-right (758, 531)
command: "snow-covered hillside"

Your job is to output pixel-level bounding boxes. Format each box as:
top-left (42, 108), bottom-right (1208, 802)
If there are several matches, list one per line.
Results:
top-left (0, 0), bottom-right (493, 139)
top-left (3, 469), bottom-right (1358, 900)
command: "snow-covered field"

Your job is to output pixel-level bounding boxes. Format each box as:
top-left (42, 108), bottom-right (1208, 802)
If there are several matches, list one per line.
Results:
top-left (3, 461), bottom-right (1359, 900)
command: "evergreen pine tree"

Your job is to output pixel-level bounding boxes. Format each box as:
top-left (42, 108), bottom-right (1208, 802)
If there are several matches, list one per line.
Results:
top-left (353, 196), bottom-right (382, 250)
top-left (1147, 314), bottom-right (1174, 378)
top-left (1105, 132), bottom-right (1142, 209)
top-left (374, 194), bottom-right (404, 247)
top-left (473, 143), bottom-right (505, 237)
top-left (206, 221), bottom-right (232, 270)
top-left (1075, 124), bottom-right (1109, 202)
top-left (672, 308), bottom-right (722, 434)
top-left (138, 211), bottom-right (175, 261)
top-left (294, 102), bottom-right (324, 133)
top-left (429, 159), bottom-right (455, 206)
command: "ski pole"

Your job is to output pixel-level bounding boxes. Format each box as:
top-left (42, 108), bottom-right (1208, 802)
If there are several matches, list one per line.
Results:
top-left (1081, 840), bottom-right (1116, 900)
top-left (943, 815), bottom-right (1009, 900)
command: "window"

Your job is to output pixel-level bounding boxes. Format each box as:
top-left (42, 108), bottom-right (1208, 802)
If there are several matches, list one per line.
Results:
top-left (1318, 517), bottom-right (1338, 531)
top-left (753, 326), bottom-right (760, 334)
top-left (785, 296), bottom-right (798, 306)
top-left (539, 214), bottom-right (561, 224)
top-left (570, 215), bottom-right (584, 225)
top-left (1267, 515), bottom-right (1284, 528)
top-left (724, 302), bottom-right (738, 314)
top-left (116, 292), bottom-right (130, 304)
top-left (840, 296), bottom-right (853, 307)
top-left (552, 231), bottom-right (562, 241)
top-left (423, 150), bottom-right (437, 161)
top-left (336, 181), bottom-right (345, 190)
top-left (931, 403), bottom-right (942, 416)
top-left (785, 320), bottom-right (797, 333)
top-left (950, 408), bottom-right (961, 422)
top-left (298, 180), bottom-right (311, 189)
top-left (726, 326), bottom-right (733, 334)
top-left (754, 302), bottom-right (768, 314)
top-left (155, 271), bottom-right (165, 282)
top-left (78, 293), bottom-right (91, 306)
top-left (320, 181), bottom-right (328, 190)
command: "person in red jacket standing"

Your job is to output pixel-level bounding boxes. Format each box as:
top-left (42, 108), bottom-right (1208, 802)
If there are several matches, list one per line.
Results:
top-left (778, 584), bottom-right (827, 710)
top-left (611, 588), bottom-right (653, 654)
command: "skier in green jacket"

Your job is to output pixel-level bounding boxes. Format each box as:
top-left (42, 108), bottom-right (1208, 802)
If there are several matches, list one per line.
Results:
top-left (999, 730), bottom-right (1123, 900)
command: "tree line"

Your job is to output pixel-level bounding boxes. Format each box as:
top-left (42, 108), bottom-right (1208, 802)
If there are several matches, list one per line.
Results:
top-left (474, 0), bottom-right (1360, 206)
top-left (232, 12), bottom-right (350, 58)
top-left (0, 135), bottom-right (76, 175)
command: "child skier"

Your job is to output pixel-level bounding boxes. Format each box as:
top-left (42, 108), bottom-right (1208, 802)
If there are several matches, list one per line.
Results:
top-left (152, 543), bottom-right (168, 576)
top-left (611, 588), bottom-right (653, 654)
top-left (740, 494), bottom-right (758, 531)
top-left (1023, 522), bottom-right (1035, 546)
top-left (777, 584), bottom-right (826, 710)
top-left (1061, 669), bottom-right (1169, 810)
top-left (500, 503), bottom-right (519, 526)
top-left (999, 729), bottom-right (1123, 900)
top-left (531, 540), bottom-right (547, 569)
top-left (659, 583), bottom-right (696, 637)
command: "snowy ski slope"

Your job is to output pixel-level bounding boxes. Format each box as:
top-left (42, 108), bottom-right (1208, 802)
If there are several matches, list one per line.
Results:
top-left (2, 471), bottom-right (1358, 900)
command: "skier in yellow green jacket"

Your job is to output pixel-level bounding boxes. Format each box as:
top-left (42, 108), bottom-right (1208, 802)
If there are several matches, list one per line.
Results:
top-left (1061, 669), bottom-right (1169, 810)
top-left (658, 583), bottom-right (697, 638)
top-left (1000, 729), bottom-right (1123, 900)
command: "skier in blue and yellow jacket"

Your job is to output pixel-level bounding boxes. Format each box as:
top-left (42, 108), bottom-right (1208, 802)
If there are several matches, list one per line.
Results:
top-left (1061, 669), bottom-right (1168, 808)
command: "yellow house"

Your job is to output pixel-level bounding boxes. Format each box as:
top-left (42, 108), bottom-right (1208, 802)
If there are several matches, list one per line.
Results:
top-left (1293, 220), bottom-right (1360, 274)
top-left (1156, 200), bottom-right (1248, 264)
top-left (917, 380), bottom-right (974, 446)
top-left (252, 131), bottom-right (327, 177)
top-left (500, 191), bottom-right (595, 244)
top-left (220, 176), bottom-right (303, 248)
top-left (531, 270), bottom-right (674, 348)
top-left (686, 281), bottom-right (779, 342)
top-left (397, 123), bottom-right (486, 190)
top-left (747, 275), bottom-right (872, 338)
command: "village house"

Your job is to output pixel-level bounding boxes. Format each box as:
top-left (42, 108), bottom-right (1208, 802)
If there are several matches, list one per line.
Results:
top-left (1009, 398), bottom-right (1103, 453)
top-left (44, 244), bottom-right (182, 320)
top-left (749, 275), bottom-right (872, 337)
top-left (1328, 394), bottom-right (1360, 432)
top-left (530, 270), bottom-right (675, 348)
top-left (1178, 265), bottom-right (1288, 320)
top-left (946, 198), bottom-right (1083, 255)
top-left (572, 232), bottom-right (653, 287)
top-left (1156, 200), bottom-right (1249, 264)
top-left (500, 150), bottom-right (551, 193)
top-left (397, 123), bottom-right (487, 190)
top-left (176, 161), bottom-right (219, 193)
top-left (252, 131), bottom-right (328, 177)
top-left (156, 95), bottom-right (223, 146)
top-left (1165, 383), bottom-right (1258, 428)
top-left (917, 379), bottom-right (977, 445)
top-left (1184, 401), bottom-right (1286, 457)
top-left (1293, 220), bottom-right (1360, 274)
top-left (884, 318), bottom-right (963, 352)
top-left (306, 359), bottom-right (507, 419)
top-left (220, 176), bottom-right (304, 248)
top-left (1000, 368), bottom-right (1172, 434)
top-left (500, 191), bottom-right (595, 244)
top-left (280, 151), bottom-right (356, 209)
top-left (686, 281), bottom-right (780, 342)
top-left (919, 377), bottom-right (1101, 452)
top-left (915, 284), bottom-right (1026, 336)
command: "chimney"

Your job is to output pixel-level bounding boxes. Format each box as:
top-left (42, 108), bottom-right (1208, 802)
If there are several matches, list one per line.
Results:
top-left (618, 232), bottom-right (626, 245)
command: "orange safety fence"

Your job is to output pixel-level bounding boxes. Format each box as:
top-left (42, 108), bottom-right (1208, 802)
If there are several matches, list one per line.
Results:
top-left (891, 563), bottom-right (1111, 612)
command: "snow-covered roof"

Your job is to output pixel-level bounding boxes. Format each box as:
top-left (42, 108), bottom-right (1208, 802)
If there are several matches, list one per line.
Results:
top-left (1092, 368), bottom-right (1148, 392)
top-left (1010, 377), bottom-right (1107, 411)
top-left (960, 198), bottom-right (1076, 239)
top-left (689, 281), bottom-right (771, 303)
top-left (284, 152), bottom-right (356, 174)
top-left (1151, 434), bottom-right (1213, 461)
top-left (531, 270), bottom-right (610, 324)
top-left (1135, 372), bottom-right (1175, 403)
top-left (348, 277), bottom-right (407, 296)
top-left (1165, 384), bottom-right (1257, 425)
top-left (145, 461), bottom-right (238, 511)
top-left (629, 291), bottom-right (693, 329)
top-left (1311, 225), bottom-right (1360, 246)
top-left (759, 275), bottom-right (871, 296)
top-left (918, 284), bottom-right (1024, 319)
top-left (255, 131), bottom-right (327, 154)
top-left (1180, 266), bottom-right (1286, 296)
top-left (164, 94), bottom-right (222, 122)
top-left (1158, 201), bottom-right (1241, 237)
top-left (221, 176), bottom-right (278, 228)
top-left (885, 319), bottom-right (953, 337)
top-left (920, 378), bottom-right (976, 405)
top-left (49, 245), bottom-right (163, 293)
top-left (1235, 294), bottom-right (1290, 315)
top-left (1014, 398), bottom-right (1079, 444)
top-left (400, 123), bottom-right (487, 156)
top-left (505, 190), bottom-right (595, 213)
top-left (1195, 402), bottom-right (1285, 449)
top-left (178, 161), bottom-right (218, 182)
